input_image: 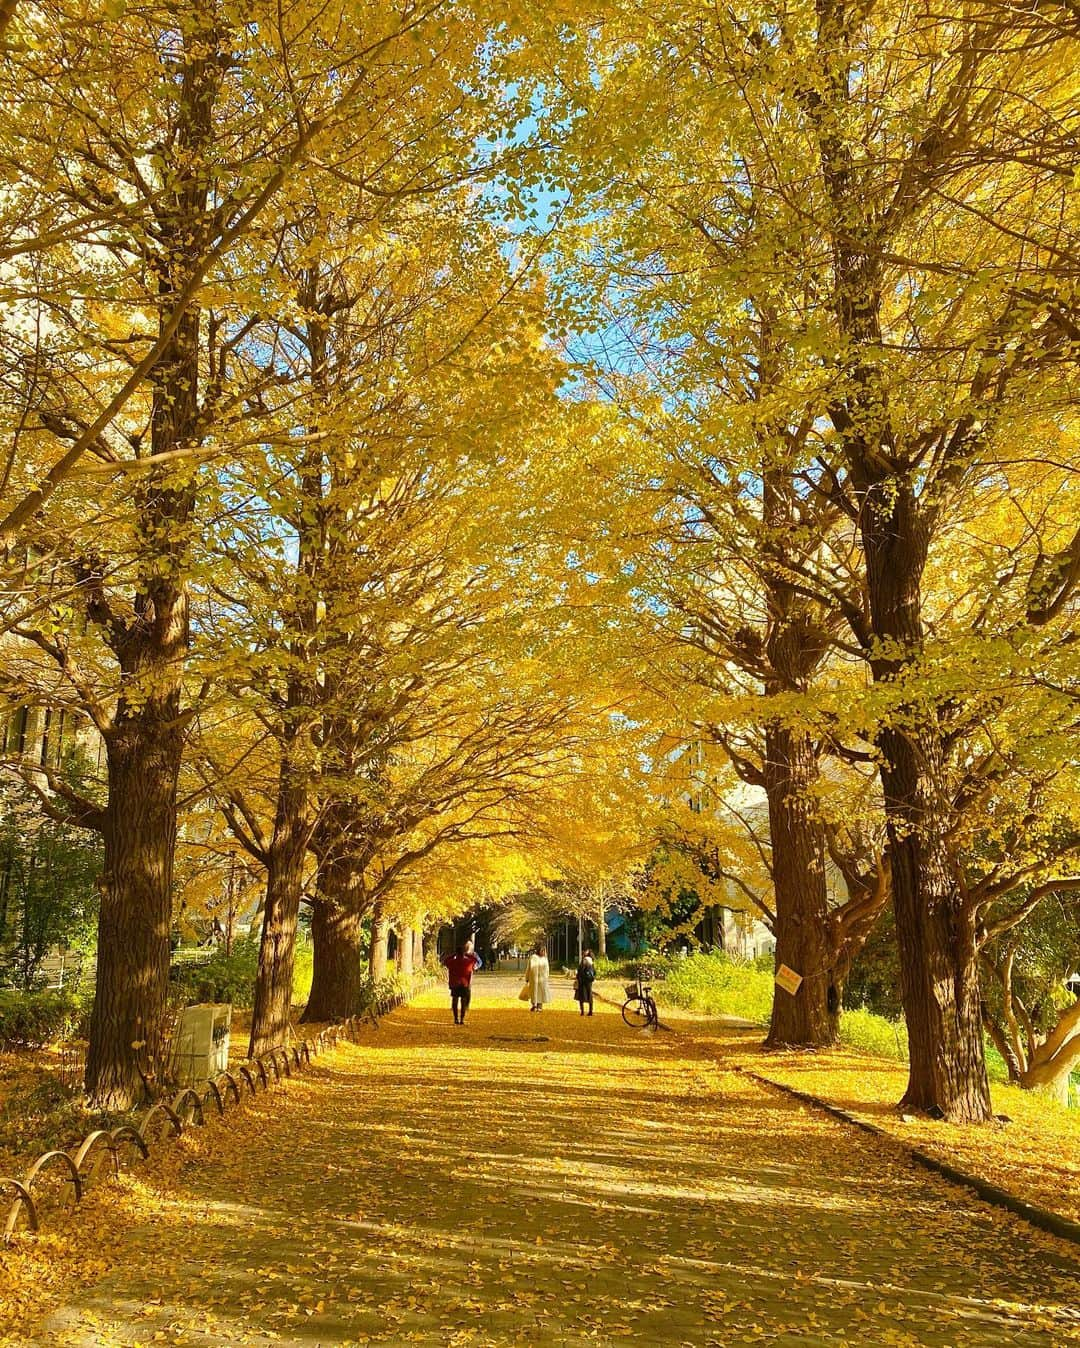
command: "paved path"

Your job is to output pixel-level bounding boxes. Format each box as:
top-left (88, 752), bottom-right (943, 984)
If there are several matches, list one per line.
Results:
top-left (23, 975), bottom-right (1080, 1345)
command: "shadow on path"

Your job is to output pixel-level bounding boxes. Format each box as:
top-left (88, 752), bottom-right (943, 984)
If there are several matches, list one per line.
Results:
top-left (24, 980), bottom-right (1080, 1346)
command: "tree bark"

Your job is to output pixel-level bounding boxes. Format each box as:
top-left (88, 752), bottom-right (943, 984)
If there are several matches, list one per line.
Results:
top-left (1020, 1054), bottom-right (1078, 1105)
top-left (1018, 998), bottom-right (1080, 1104)
top-left (396, 923), bottom-right (414, 979)
top-left (807, 4), bottom-right (992, 1117)
top-left (248, 758), bottom-right (311, 1057)
top-left (763, 724), bottom-right (838, 1048)
top-left (247, 284), bottom-right (328, 1057)
top-left (302, 887), bottom-right (366, 1023)
top-left (757, 450), bottom-right (839, 1048)
top-left (85, 707), bottom-right (183, 1107)
top-left (369, 901), bottom-right (389, 980)
top-left (84, 4), bottom-right (222, 1108)
top-left (412, 920), bottom-right (424, 972)
top-left (863, 481), bottom-right (991, 1122)
top-left (597, 901), bottom-right (607, 957)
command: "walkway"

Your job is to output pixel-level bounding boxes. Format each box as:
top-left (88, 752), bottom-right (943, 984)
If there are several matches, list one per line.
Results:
top-left (22, 975), bottom-right (1080, 1345)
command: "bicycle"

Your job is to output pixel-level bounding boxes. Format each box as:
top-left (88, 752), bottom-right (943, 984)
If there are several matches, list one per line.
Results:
top-left (621, 980), bottom-right (659, 1030)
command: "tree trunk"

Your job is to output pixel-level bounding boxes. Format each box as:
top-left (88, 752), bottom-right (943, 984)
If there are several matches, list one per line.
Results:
top-left (84, 6), bottom-right (222, 1107)
top-left (302, 890), bottom-right (365, 1023)
top-left (1019, 1059), bottom-right (1073, 1106)
top-left (807, 9), bottom-right (993, 1116)
top-left (85, 712), bottom-right (183, 1108)
top-left (369, 902), bottom-right (388, 980)
top-left (1018, 999), bottom-right (1080, 1105)
top-left (763, 724), bottom-right (838, 1048)
top-left (396, 923), bottom-right (414, 979)
top-left (863, 480), bottom-right (991, 1122)
top-left (597, 901), bottom-right (607, 957)
top-left (248, 760), bottom-right (310, 1058)
top-left (412, 921), bottom-right (424, 972)
top-left (247, 285), bottom-right (328, 1056)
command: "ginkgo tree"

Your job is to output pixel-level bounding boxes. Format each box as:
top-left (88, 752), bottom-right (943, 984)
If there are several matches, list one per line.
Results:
top-left (548, 0), bottom-right (1080, 1121)
top-left (0, 0), bottom-right (585, 1106)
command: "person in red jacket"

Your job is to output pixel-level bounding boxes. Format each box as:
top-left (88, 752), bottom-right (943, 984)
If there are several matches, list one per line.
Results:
top-left (441, 941), bottom-right (481, 1025)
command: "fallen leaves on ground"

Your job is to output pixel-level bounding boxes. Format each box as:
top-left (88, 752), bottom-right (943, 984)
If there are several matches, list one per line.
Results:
top-left (3, 976), bottom-right (1080, 1346)
top-left (720, 1037), bottom-right (1080, 1229)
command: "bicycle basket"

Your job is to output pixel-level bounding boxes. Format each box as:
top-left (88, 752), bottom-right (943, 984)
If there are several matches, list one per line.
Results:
top-left (624, 982), bottom-right (640, 999)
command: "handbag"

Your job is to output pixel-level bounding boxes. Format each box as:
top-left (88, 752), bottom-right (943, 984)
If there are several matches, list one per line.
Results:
top-left (518, 982), bottom-right (531, 1001)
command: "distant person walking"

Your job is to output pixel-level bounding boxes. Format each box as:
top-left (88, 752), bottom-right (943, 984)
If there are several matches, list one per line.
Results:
top-left (442, 941), bottom-right (481, 1025)
top-left (574, 949), bottom-right (596, 1016)
top-left (524, 942), bottom-right (551, 1013)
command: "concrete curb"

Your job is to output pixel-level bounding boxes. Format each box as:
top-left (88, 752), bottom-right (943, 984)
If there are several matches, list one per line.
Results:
top-left (593, 983), bottom-right (1080, 1252)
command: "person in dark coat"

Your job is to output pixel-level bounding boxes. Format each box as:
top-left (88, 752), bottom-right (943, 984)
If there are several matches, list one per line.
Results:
top-left (574, 949), bottom-right (596, 1016)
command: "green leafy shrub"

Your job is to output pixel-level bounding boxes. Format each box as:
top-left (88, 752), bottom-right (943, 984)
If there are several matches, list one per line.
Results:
top-left (172, 937), bottom-right (261, 1008)
top-left (661, 952), bottom-right (775, 1024)
top-left (589, 953), bottom-right (675, 982)
top-left (357, 971), bottom-right (408, 1014)
top-left (0, 988), bottom-right (79, 1049)
top-left (293, 940), bottom-right (314, 1004)
top-left (839, 1006), bottom-right (909, 1060)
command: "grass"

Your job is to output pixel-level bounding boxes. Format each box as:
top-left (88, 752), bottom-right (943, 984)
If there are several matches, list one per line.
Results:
top-left (659, 951), bottom-right (776, 1023)
top-left (639, 952), bottom-right (1018, 1084)
top-left (638, 951), bottom-right (1080, 1227)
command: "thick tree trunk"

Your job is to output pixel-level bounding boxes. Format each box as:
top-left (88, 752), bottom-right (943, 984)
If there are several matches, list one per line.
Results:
top-left (763, 724), bottom-right (838, 1048)
top-left (302, 891), bottom-right (365, 1023)
top-left (83, 8), bottom-right (221, 1106)
top-left (597, 901), bottom-right (607, 957)
top-left (85, 711), bottom-right (183, 1108)
top-left (807, 9), bottom-right (993, 1117)
top-left (1018, 1000), bottom-right (1080, 1104)
top-left (249, 763), bottom-right (310, 1058)
top-left (369, 902), bottom-right (388, 980)
top-left (863, 481), bottom-right (991, 1122)
top-left (412, 921), bottom-right (424, 972)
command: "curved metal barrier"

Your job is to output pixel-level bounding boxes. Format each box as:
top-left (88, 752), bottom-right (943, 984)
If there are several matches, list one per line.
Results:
top-left (111, 1123), bottom-right (149, 1161)
top-left (171, 1087), bottom-right (205, 1126)
top-left (2, 1178), bottom-right (38, 1240)
top-left (216, 1071), bottom-right (242, 1106)
top-left (202, 1079), bottom-right (226, 1116)
top-left (22, 1149), bottom-right (83, 1207)
top-left (139, 1101), bottom-right (183, 1144)
top-left (71, 1130), bottom-right (117, 1183)
top-left (1, 976), bottom-right (431, 1244)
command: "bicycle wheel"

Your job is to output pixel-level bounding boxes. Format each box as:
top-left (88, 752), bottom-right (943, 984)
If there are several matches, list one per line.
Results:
top-left (644, 996), bottom-right (659, 1028)
top-left (622, 997), bottom-right (651, 1029)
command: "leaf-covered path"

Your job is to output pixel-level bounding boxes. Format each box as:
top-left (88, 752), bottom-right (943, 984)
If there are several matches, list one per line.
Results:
top-left (23, 976), bottom-right (1080, 1345)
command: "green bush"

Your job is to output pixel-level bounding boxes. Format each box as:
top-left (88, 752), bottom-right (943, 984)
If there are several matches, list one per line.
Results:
top-left (660, 952), bottom-right (775, 1024)
top-left (173, 936), bottom-right (361, 1011)
top-left (357, 971), bottom-right (408, 1014)
top-left (839, 1006), bottom-right (908, 1060)
top-left (0, 988), bottom-right (79, 1049)
top-left (610, 950), bottom-right (1014, 1086)
top-left (293, 940), bottom-right (314, 1004)
top-left (173, 937), bottom-right (261, 1008)
top-left (589, 953), bottom-right (676, 982)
